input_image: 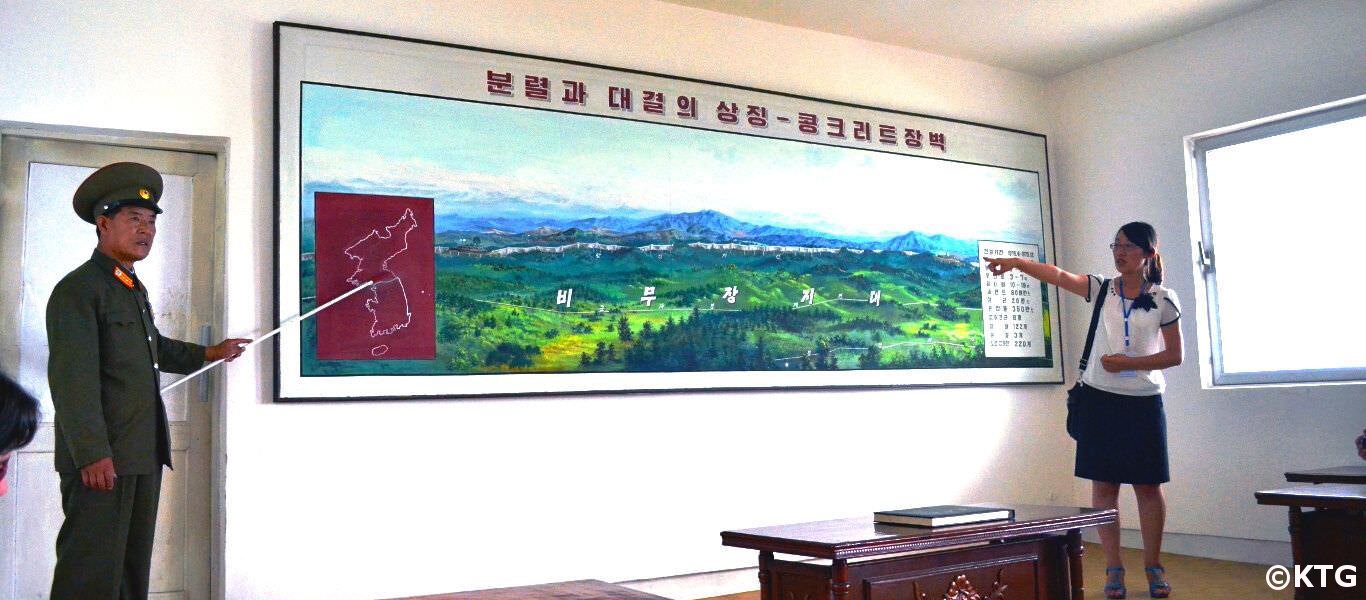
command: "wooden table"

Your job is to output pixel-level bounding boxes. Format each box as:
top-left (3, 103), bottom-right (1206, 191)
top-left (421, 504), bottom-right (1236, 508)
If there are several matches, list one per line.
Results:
top-left (721, 505), bottom-right (1116, 600)
top-left (1284, 465), bottom-right (1366, 484)
top-left (1255, 484), bottom-right (1366, 600)
top-left (384, 579), bottom-right (669, 600)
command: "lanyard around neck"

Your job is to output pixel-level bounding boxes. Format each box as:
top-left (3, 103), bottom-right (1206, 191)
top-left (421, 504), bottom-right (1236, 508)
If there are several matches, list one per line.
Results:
top-left (1117, 278), bottom-right (1149, 348)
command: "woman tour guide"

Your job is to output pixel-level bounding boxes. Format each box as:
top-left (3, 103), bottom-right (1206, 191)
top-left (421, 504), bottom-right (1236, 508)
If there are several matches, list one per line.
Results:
top-left (985, 221), bottom-right (1181, 599)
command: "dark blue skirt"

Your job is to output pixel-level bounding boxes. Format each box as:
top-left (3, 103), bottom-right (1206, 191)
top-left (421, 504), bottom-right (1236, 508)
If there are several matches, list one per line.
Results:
top-left (1072, 383), bottom-right (1170, 484)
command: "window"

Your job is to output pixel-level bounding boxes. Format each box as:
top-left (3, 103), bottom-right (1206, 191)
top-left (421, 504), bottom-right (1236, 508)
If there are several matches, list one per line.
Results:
top-left (1187, 95), bottom-right (1366, 385)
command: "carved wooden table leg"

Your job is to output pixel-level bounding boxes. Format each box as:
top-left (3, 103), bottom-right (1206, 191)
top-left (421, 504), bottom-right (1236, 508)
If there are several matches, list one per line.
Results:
top-left (759, 551), bottom-right (773, 600)
top-left (1287, 507), bottom-right (1304, 600)
top-left (830, 558), bottom-right (851, 600)
top-left (1066, 528), bottom-right (1085, 600)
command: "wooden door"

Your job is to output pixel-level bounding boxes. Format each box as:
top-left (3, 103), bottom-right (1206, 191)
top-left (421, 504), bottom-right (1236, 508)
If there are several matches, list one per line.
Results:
top-left (0, 134), bottom-right (221, 600)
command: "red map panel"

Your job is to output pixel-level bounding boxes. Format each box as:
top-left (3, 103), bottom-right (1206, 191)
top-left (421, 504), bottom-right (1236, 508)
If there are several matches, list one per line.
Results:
top-left (314, 192), bottom-right (435, 360)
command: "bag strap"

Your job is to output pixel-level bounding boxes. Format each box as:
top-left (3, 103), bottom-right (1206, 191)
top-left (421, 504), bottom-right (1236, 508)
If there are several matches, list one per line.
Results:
top-left (1077, 278), bottom-right (1109, 374)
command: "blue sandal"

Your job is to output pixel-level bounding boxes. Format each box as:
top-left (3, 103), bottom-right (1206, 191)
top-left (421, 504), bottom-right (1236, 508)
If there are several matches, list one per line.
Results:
top-left (1104, 566), bottom-right (1127, 599)
top-left (1145, 565), bottom-right (1171, 598)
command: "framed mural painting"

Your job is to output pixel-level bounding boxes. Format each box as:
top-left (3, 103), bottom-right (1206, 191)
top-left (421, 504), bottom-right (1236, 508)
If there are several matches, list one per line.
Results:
top-left (275, 22), bottom-right (1063, 401)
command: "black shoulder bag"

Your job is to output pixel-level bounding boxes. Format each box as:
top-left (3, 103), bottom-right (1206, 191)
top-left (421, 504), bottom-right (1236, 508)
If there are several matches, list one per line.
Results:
top-left (1066, 278), bottom-right (1109, 441)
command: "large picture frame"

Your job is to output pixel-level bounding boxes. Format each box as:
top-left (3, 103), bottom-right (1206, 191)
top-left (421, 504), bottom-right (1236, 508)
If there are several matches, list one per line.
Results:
top-left (274, 22), bottom-right (1063, 401)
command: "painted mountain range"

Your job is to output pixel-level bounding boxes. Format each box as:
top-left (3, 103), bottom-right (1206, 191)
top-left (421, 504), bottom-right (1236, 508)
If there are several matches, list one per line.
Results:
top-left (434, 209), bottom-right (978, 257)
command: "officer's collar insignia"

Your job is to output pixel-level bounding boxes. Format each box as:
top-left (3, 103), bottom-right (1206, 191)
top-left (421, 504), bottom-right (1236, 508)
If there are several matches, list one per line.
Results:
top-left (138, 188), bottom-right (151, 200)
top-left (113, 266), bottom-right (135, 289)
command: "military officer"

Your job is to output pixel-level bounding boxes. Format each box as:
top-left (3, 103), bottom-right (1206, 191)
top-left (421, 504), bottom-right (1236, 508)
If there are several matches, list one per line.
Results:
top-left (47, 162), bottom-right (250, 600)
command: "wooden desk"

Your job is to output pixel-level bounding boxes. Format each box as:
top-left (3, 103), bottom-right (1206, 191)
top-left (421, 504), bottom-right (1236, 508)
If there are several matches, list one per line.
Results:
top-left (1284, 466), bottom-right (1366, 484)
top-left (1255, 484), bottom-right (1366, 600)
top-left (385, 579), bottom-right (669, 600)
top-left (721, 505), bottom-right (1116, 600)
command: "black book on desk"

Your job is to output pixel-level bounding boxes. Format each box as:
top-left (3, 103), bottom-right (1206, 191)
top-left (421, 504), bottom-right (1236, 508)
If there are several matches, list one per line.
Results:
top-left (873, 505), bottom-right (1014, 527)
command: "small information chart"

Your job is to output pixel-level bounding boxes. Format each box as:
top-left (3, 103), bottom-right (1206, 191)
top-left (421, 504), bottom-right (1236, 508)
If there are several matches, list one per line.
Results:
top-left (979, 240), bottom-right (1046, 358)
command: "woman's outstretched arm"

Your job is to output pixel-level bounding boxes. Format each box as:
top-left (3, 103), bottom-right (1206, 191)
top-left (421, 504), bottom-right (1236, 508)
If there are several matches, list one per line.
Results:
top-left (984, 257), bottom-right (1091, 299)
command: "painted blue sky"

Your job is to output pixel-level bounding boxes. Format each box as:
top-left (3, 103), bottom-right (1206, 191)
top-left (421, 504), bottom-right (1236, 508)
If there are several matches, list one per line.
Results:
top-left (301, 83), bottom-right (1044, 244)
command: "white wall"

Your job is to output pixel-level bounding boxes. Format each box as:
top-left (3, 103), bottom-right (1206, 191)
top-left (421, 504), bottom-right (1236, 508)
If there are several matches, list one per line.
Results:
top-left (1048, 0), bottom-right (1366, 552)
top-left (0, 2), bottom-right (1072, 599)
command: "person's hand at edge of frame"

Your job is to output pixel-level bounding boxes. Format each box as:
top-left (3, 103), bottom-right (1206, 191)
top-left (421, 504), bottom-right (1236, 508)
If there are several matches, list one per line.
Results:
top-left (205, 338), bottom-right (252, 362)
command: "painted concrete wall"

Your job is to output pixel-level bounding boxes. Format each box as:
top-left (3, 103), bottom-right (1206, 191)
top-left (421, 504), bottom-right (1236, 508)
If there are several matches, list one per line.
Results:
top-left (1, 2), bottom-right (1076, 598)
top-left (1047, 0), bottom-right (1366, 553)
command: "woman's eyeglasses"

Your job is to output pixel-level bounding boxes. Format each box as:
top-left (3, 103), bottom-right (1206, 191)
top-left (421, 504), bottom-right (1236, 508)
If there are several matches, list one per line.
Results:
top-left (1109, 242), bottom-right (1142, 253)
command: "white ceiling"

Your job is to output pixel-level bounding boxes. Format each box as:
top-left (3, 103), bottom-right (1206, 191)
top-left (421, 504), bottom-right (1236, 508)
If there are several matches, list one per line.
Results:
top-left (661, 0), bottom-right (1281, 78)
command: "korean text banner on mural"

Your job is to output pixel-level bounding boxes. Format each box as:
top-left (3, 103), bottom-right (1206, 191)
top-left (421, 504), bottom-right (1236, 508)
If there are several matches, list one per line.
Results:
top-left (275, 23), bottom-right (1061, 400)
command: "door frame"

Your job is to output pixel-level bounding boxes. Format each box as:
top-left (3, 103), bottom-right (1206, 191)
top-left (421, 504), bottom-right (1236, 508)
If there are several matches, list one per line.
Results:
top-left (0, 120), bottom-right (230, 600)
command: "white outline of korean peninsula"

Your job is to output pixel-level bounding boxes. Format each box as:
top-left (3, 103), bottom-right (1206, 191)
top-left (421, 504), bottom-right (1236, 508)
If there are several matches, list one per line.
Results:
top-left (342, 207), bottom-right (417, 341)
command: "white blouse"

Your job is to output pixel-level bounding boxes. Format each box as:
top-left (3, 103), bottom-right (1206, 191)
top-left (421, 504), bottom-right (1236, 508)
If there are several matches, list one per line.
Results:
top-left (1079, 274), bottom-right (1181, 396)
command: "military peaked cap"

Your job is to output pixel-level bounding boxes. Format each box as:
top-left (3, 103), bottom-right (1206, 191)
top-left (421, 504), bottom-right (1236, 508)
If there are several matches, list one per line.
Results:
top-left (72, 162), bottom-right (163, 224)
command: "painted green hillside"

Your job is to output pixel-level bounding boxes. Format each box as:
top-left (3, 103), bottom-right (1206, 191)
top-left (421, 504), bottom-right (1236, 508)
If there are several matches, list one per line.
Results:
top-left (298, 236), bottom-right (1052, 376)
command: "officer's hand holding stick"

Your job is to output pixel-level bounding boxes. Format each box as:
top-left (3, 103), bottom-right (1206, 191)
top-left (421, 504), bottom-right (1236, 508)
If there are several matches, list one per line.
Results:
top-left (160, 279), bottom-right (375, 394)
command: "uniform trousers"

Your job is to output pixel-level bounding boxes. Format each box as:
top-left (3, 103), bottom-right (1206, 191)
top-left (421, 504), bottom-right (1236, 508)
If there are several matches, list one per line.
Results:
top-left (51, 470), bottom-right (162, 600)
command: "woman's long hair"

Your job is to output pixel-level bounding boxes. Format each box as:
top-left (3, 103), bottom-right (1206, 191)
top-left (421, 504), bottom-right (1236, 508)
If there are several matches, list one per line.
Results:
top-left (0, 373), bottom-right (40, 454)
top-left (1119, 221), bottom-right (1163, 285)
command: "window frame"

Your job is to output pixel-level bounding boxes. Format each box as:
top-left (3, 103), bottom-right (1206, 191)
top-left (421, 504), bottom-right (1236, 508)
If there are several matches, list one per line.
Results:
top-left (1187, 94), bottom-right (1366, 386)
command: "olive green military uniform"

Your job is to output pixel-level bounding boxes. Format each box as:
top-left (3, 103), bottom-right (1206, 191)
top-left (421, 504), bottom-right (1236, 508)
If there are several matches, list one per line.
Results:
top-left (47, 163), bottom-right (206, 600)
